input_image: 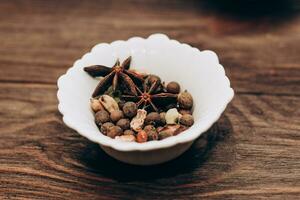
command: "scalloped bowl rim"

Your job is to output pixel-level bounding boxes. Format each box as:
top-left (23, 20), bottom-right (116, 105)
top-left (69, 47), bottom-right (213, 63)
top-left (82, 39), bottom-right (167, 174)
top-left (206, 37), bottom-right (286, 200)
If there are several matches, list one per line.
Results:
top-left (57, 33), bottom-right (234, 152)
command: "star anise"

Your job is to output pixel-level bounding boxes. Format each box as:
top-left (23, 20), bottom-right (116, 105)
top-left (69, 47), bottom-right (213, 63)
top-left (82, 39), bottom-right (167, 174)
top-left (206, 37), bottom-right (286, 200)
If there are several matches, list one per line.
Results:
top-left (84, 56), bottom-right (144, 97)
top-left (122, 77), bottom-right (178, 112)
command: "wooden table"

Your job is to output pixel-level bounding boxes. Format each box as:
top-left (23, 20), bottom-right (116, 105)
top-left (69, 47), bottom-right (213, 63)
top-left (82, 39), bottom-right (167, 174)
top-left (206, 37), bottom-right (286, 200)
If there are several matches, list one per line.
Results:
top-left (1, 0), bottom-right (299, 199)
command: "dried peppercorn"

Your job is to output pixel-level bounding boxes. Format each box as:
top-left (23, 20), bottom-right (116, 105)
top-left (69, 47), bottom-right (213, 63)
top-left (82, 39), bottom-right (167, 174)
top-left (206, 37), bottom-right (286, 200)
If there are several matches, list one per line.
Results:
top-left (107, 126), bottom-right (123, 138)
top-left (116, 118), bottom-right (130, 130)
top-left (100, 122), bottom-right (114, 135)
top-left (95, 110), bottom-right (110, 125)
top-left (144, 125), bottom-right (155, 133)
top-left (124, 129), bottom-right (135, 136)
top-left (123, 102), bottom-right (138, 118)
top-left (159, 112), bottom-right (166, 125)
top-left (178, 91), bottom-right (193, 109)
top-left (179, 109), bottom-right (192, 115)
top-left (158, 124), bottom-right (180, 140)
top-left (144, 112), bottom-right (161, 125)
top-left (166, 81), bottom-right (180, 94)
top-left (110, 110), bottom-right (124, 123)
top-left (147, 130), bottom-right (158, 141)
top-left (179, 114), bottom-right (194, 126)
top-left (174, 125), bottom-right (189, 135)
top-left (156, 126), bottom-right (164, 132)
top-left (158, 131), bottom-right (173, 140)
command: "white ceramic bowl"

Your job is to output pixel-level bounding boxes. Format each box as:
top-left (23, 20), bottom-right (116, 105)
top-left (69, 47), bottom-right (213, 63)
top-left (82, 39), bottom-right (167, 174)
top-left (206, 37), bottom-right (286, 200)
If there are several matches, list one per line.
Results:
top-left (57, 33), bottom-right (234, 165)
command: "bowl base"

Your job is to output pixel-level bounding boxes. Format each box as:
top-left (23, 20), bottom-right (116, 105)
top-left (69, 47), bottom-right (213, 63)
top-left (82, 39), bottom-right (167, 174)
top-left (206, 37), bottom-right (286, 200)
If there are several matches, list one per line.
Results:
top-left (100, 141), bottom-right (193, 165)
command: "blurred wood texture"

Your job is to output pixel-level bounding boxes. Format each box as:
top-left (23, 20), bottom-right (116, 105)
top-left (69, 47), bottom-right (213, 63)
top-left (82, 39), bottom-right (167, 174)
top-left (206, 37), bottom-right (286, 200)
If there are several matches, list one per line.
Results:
top-left (0, 0), bottom-right (299, 199)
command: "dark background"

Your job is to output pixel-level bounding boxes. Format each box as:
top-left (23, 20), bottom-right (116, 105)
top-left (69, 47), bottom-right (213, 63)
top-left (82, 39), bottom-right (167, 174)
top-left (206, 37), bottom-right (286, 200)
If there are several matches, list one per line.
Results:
top-left (0, 0), bottom-right (299, 199)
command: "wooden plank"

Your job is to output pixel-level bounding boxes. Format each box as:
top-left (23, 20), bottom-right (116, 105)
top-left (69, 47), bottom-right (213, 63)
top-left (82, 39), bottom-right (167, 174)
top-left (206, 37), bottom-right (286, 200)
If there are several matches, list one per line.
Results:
top-left (0, 83), bottom-right (299, 199)
top-left (0, 0), bottom-right (300, 94)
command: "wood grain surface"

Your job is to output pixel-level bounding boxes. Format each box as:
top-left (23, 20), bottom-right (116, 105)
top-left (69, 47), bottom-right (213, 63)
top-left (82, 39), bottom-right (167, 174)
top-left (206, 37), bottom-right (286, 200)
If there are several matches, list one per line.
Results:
top-left (0, 0), bottom-right (299, 199)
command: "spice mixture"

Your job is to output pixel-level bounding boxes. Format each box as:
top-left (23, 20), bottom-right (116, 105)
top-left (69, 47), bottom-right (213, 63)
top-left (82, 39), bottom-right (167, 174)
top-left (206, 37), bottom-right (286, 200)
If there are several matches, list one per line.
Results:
top-left (84, 56), bottom-right (194, 143)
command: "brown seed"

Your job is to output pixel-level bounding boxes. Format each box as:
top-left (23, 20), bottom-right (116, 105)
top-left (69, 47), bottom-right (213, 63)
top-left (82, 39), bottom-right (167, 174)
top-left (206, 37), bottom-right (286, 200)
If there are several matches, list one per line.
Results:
top-left (178, 91), bottom-right (193, 109)
top-left (156, 126), bottom-right (164, 132)
top-left (100, 122), bottom-right (114, 135)
top-left (123, 102), bottom-right (138, 118)
top-left (136, 130), bottom-right (148, 143)
top-left (144, 125), bottom-right (155, 133)
top-left (179, 109), bottom-right (192, 115)
top-left (174, 125), bottom-right (189, 135)
top-left (159, 112), bottom-right (166, 125)
top-left (107, 126), bottom-right (123, 138)
top-left (179, 114), bottom-right (194, 126)
top-left (147, 130), bottom-right (158, 141)
top-left (158, 131), bottom-right (173, 140)
top-left (124, 129), bottom-right (135, 136)
top-left (110, 110), bottom-right (124, 123)
top-left (145, 112), bottom-right (160, 125)
top-left (95, 110), bottom-right (110, 125)
top-left (116, 118), bottom-right (130, 130)
top-left (158, 124), bottom-right (180, 139)
top-left (166, 81), bottom-right (180, 94)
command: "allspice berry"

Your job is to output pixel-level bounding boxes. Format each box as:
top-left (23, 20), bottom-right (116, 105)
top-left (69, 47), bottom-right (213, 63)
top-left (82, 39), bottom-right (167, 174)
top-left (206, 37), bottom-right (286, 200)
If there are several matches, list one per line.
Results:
top-left (158, 131), bottom-right (173, 140)
top-left (179, 109), bottom-right (192, 115)
top-left (178, 91), bottom-right (193, 109)
top-left (116, 118), bottom-right (130, 130)
top-left (123, 102), bottom-right (137, 118)
top-left (110, 110), bottom-right (124, 123)
top-left (159, 112), bottom-right (166, 125)
top-left (147, 130), bottom-right (158, 141)
top-left (124, 129), bottom-right (135, 136)
top-left (156, 126), bottom-right (164, 132)
top-left (144, 125), bottom-right (155, 133)
top-left (107, 126), bottom-right (123, 138)
top-left (179, 114), bottom-right (194, 126)
top-left (145, 112), bottom-right (161, 125)
top-left (95, 110), bottom-right (110, 125)
top-left (137, 130), bottom-right (148, 143)
top-left (100, 122), bottom-right (114, 135)
top-left (166, 81), bottom-right (180, 94)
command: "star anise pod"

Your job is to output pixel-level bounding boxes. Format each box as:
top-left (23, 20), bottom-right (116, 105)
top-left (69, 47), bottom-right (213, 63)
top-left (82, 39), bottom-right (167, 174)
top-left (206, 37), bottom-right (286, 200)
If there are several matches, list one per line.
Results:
top-left (84, 56), bottom-right (144, 97)
top-left (122, 77), bottom-right (178, 112)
